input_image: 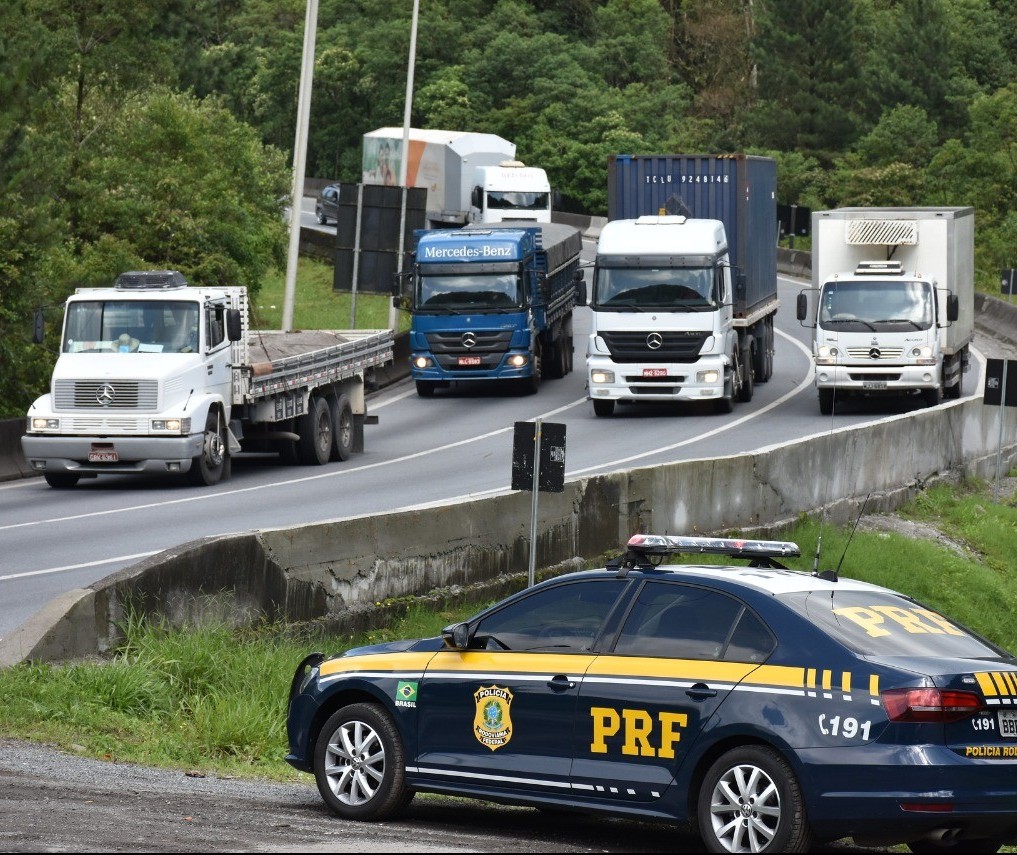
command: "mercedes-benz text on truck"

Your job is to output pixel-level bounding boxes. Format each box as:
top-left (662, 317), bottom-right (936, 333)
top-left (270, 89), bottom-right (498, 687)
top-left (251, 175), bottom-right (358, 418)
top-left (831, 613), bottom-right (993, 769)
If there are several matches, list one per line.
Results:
top-left (580, 154), bottom-right (779, 416)
top-left (795, 207), bottom-right (974, 414)
top-left (23, 270), bottom-right (393, 488)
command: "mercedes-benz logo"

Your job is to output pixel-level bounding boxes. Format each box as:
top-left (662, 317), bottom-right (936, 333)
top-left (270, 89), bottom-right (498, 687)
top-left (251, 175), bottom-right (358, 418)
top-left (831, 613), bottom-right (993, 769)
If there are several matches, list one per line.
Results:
top-left (461, 332), bottom-right (477, 349)
top-left (646, 332), bottom-right (663, 350)
top-left (869, 348), bottom-right (881, 360)
top-left (96, 383), bottom-right (116, 406)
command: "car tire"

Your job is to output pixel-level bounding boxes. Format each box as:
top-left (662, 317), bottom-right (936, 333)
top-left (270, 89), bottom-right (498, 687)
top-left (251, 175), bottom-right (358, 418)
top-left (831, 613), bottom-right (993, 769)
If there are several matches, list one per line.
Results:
top-left (313, 702), bottom-right (413, 821)
top-left (317, 210), bottom-right (327, 225)
top-left (697, 744), bottom-right (812, 854)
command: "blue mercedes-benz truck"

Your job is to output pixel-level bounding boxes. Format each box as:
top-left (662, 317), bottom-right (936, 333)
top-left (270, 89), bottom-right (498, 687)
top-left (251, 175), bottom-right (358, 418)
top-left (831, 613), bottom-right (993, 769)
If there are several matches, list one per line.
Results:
top-left (395, 222), bottom-right (583, 397)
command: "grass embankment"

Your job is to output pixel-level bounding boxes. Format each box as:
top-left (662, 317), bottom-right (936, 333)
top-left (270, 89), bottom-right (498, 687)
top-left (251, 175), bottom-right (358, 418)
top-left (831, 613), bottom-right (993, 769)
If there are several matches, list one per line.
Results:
top-left (252, 257), bottom-right (410, 333)
top-left (0, 478), bottom-right (1015, 784)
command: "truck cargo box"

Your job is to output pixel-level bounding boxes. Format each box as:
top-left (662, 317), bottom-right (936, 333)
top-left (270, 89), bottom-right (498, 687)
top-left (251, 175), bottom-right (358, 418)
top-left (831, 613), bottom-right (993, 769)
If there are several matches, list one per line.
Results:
top-left (607, 154), bottom-right (778, 318)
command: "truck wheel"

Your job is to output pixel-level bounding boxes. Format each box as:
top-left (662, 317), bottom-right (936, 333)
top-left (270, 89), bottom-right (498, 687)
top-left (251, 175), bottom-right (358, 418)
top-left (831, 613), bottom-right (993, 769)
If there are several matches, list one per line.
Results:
top-left (44, 472), bottom-right (80, 489)
top-left (697, 745), bottom-right (812, 853)
top-left (189, 411), bottom-right (228, 486)
top-left (593, 399), bottom-right (615, 417)
top-left (738, 345), bottom-right (754, 402)
top-left (754, 317), bottom-right (774, 383)
top-left (521, 344), bottom-right (542, 395)
top-left (329, 393), bottom-right (354, 461)
top-left (945, 374), bottom-right (963, 400)
top-left (923, 385), bottom-right (943, 408)
top-left (415, 380), bottom-right (436, 398)
top-left (819, 389), bottom-right (836, 415)
top-left (296, 396), bottom-right (333, 466)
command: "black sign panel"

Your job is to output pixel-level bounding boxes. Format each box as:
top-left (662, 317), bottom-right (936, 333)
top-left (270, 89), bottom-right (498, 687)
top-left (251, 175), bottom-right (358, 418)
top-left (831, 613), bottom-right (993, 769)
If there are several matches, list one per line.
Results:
top-left (777, 204), bottom-right (811, 237)
top-left (983, 358), bottom-right (1017, 407)
top-left (511, 421), bottom-right (566, 492)
top-left (1002, 269), bottom-right (1017, 297)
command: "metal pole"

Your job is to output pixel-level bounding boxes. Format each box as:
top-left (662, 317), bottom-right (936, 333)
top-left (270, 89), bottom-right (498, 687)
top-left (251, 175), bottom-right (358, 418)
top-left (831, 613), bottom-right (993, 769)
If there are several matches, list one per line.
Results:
top-left (282, 0), bottom-right (319, 332)
top-left (993, 360), bottom-right (1009, 504)
top-left (528, 418), bottom-right (542, 587)
top-left (350, 183), bottom-right (364, 327)
top-left (392, 0), bottom-right (420, 333)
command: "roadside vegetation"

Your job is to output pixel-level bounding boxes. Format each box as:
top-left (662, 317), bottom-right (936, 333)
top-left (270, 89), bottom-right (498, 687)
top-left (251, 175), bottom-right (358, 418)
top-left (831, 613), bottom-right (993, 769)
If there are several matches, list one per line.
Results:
top-left (253, 256), bottom-right (410, 334)
top-left (0, 475), bottom-right (1014, 785)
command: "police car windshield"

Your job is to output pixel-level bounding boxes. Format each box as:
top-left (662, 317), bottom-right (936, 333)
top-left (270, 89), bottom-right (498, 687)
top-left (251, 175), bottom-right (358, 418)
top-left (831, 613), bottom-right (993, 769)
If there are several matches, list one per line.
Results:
top-left (786, 590), bottom-right (1010, 659)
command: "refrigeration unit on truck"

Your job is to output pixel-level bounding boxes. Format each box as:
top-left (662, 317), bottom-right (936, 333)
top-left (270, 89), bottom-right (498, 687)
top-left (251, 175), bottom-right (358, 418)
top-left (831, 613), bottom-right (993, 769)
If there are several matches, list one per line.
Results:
top-left (580, 154), bottom-right (779, 416)
top-left (362, 128), bottom-right (553, 226)
top-left (22, 270), bottom-right (393, 488)
top-left (395, 222), bottom-right (583, 397)
top-left (795, 207), bottom-right (975, 414)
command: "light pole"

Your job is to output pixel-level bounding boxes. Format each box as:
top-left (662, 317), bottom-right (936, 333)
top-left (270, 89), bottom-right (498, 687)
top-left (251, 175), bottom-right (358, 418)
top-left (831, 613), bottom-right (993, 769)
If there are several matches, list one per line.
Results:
top-left (391, 0), bottom-right (420, 333)
top-left (281, 0), bottom-right (319, 332)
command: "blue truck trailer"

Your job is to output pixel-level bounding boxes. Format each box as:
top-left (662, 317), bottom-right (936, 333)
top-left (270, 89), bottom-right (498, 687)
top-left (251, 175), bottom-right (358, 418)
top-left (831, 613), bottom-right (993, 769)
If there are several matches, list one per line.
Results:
top-left (396, 222), bottom-right (583, 397)
top-left (582, 154), bottom-right (778, 415)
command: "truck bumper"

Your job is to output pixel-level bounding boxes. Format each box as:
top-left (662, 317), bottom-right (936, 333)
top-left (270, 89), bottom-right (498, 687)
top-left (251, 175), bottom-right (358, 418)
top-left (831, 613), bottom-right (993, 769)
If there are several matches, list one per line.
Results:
top-left (586, 357), bottom-right (725, 404)
top-left (21, 434), bottom-right (203, 476)
top-left (409, 352), bottom-right (534, 382)
top-left (814, 364), bottom-right (939, 392)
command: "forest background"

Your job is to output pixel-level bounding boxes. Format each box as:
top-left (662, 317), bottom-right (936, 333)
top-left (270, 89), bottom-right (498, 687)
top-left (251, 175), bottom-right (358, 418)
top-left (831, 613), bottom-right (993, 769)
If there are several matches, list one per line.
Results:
top-left (2, 0), bottom-right (1016, 418)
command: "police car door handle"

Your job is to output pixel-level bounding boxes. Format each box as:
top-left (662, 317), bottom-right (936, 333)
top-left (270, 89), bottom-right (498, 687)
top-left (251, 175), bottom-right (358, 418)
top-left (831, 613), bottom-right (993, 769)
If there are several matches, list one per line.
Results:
top-left (686, 683), bottom-right (717, 700)
top-left (547, 675), bottom-right (577, 692)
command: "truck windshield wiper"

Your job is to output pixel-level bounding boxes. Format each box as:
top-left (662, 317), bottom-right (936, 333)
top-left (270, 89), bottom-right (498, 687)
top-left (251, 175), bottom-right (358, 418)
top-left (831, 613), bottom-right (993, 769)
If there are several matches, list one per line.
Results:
top-left (824, 318), bottom-right (876, 331)
top-left (874, 318), bottom-right (923, 329)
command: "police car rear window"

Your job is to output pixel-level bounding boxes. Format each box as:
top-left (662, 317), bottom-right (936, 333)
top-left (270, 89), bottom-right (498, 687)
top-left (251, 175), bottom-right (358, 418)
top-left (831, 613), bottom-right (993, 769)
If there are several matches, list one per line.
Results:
top-left (786, 590), bottom-right (1006, 658)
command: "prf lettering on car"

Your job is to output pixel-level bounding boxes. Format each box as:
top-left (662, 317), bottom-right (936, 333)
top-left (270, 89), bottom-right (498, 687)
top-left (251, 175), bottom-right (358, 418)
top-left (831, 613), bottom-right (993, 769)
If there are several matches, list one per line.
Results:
top-left (589, 707), bottom-right (688, 758)
top-left (832, 606), bottom-right (966, 638)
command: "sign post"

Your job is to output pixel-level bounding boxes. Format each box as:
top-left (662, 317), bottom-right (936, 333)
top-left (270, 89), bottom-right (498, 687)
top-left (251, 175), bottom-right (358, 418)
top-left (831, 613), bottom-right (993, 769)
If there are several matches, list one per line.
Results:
top-left (511, 419), bottom-right (566, 586)
top-left (983, 358), bottom-right (1017, 503)
top-left (1002, 269), bottom-right (1016, 300)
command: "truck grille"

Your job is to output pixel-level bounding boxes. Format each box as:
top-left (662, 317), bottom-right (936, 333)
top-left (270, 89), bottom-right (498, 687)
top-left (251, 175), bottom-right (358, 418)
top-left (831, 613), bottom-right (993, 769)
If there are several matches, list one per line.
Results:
top-left (601, 331), bottom-right (708, 363)
top-left (62, 417), bottom-right (150, 433)
top-left (845, 347), bottom-right (904, 360)
top-left (54, 379), bottom-right (159, 410)
top-left (424, 330), bottom-right (513, 355)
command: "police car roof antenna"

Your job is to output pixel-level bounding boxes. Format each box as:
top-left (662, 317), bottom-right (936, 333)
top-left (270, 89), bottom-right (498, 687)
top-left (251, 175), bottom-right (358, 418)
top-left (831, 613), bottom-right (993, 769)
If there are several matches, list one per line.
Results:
top-left (834, 492), bottom-right (871, 577)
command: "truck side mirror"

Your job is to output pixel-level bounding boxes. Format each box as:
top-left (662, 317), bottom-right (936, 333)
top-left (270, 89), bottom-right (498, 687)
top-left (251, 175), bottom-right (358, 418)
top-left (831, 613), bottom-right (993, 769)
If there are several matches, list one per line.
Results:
top-left (796, 292), bottom-right (808, 322)
top-left (946, 293), bottom-right (959, 323)
top-left (573, 270), bottom-right (587, 306)
top-left (471, 185), bottom-right (483, 209)
top-left (226, 308), bottom-right (242, 342)
top-left (33, 308), bottom-right (45, 344)
top-left (735, 271), bottom-right (746, 300)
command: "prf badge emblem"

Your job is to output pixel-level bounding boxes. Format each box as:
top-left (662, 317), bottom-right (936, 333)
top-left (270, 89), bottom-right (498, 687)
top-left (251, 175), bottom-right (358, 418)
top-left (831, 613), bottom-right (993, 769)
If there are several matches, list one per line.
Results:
top-left (473, 685), bottom-right (514, 751)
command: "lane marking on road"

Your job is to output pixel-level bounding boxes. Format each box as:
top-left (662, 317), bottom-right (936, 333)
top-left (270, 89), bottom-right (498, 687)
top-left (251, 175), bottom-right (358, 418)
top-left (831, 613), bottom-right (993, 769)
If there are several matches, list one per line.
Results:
top-left (0, 551), bottom-right (160, 582)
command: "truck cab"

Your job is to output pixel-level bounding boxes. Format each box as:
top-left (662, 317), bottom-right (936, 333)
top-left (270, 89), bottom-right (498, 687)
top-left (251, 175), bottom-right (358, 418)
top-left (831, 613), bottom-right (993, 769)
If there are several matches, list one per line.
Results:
top-left (472, 162), bottom-right (552, 224)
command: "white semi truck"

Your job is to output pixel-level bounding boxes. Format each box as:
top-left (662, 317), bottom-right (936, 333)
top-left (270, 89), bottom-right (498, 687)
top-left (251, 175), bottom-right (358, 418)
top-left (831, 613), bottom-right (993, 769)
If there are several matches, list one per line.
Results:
top-left (22, 270), bottom-right (393, 488)
top-left (362, 128), bottom-right (552, 227)
top-left (796, 207), bottom-right (975, 414)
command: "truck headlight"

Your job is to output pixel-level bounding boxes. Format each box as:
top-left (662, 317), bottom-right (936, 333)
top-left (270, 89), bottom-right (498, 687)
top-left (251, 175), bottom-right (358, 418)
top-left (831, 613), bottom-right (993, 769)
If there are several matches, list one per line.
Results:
top-left (697, 369), bottom-right (720, 384)
top-left (591, 369), bottom-right (614, 384)
top-left (816, 345), bottom-right (840, 365)
top-left (508, 354), bottom-right (529, 367)
top-left (911, 345), bottom-right (935, 364)
top-left (151, 418), bottom-right (191, 434)
top-left (30, 417), bottom-right (60, 431)
top-left (412, 356), bottom-right (433, 369)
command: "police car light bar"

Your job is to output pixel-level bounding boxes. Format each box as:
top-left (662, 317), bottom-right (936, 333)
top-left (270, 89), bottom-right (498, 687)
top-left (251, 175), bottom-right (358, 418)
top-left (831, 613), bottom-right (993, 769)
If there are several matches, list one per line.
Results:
top-left (626, 534), bottom-right (801, 560)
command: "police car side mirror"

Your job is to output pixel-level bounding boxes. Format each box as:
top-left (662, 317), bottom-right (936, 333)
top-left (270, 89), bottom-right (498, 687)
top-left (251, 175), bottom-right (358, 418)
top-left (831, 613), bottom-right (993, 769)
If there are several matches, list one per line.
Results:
top-left (442, 622), bottom-right (471, 650)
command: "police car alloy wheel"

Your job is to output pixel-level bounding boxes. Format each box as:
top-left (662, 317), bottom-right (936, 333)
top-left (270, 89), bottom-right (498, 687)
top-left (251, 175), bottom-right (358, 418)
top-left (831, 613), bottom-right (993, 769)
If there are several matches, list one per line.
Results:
top-left (313, 703), bottom-right (413, 820)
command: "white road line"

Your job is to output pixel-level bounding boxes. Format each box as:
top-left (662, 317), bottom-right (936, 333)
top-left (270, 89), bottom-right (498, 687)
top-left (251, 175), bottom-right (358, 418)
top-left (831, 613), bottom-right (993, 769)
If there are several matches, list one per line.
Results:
top-left (0, 551), bottom-right (160, 582)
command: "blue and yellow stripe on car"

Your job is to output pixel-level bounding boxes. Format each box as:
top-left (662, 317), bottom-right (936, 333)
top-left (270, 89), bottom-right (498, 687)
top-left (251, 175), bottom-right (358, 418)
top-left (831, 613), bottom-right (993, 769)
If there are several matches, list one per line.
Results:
top-left (976, 671), bottom-right (1017, 705)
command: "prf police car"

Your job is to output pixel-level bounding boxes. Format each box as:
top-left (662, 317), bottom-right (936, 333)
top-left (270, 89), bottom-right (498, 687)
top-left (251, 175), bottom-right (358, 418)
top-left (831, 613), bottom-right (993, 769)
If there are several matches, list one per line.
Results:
top-left (285, 534), bottom-right (1017, 854)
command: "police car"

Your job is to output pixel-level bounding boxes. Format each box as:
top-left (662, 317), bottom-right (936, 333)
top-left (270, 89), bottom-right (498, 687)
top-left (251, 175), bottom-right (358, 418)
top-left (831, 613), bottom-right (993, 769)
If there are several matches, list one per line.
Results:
top-left (285, 534), bottom-right (1017, 853)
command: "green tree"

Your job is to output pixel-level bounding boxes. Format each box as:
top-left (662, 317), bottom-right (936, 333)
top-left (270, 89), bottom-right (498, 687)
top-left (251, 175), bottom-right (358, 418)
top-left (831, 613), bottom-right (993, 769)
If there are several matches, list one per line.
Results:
top-left (854, 104), bottom-right (939, 168)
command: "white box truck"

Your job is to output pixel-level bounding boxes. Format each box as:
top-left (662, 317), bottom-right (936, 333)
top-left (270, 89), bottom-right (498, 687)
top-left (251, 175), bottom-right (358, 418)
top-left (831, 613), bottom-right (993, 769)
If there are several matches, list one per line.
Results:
top-left (796, 207), bottom-right (975, 414)
top-left (362, 128), bottom-right (552, 227)
top-left (22, 270), bottom-right (393, 488)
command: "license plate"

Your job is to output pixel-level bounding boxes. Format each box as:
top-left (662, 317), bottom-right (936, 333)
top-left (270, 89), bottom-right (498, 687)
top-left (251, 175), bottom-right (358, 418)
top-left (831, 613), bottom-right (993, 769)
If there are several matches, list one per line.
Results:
top-left (642, 368), bottom-right (667, 378)
top-left (1000, 710), bottom-right (1017, 738)
top-left (862, 380), bottom-right (887, 390)
top-left (88, 446), bottom-right (118, 463)
top-left (458, 355), bottom-right (482, 366)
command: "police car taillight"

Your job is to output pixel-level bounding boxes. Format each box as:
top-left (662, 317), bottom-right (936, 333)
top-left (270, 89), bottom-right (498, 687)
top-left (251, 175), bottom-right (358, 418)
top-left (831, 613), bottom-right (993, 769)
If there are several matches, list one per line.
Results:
top-left (881, 687), bottom-right (985, 722)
